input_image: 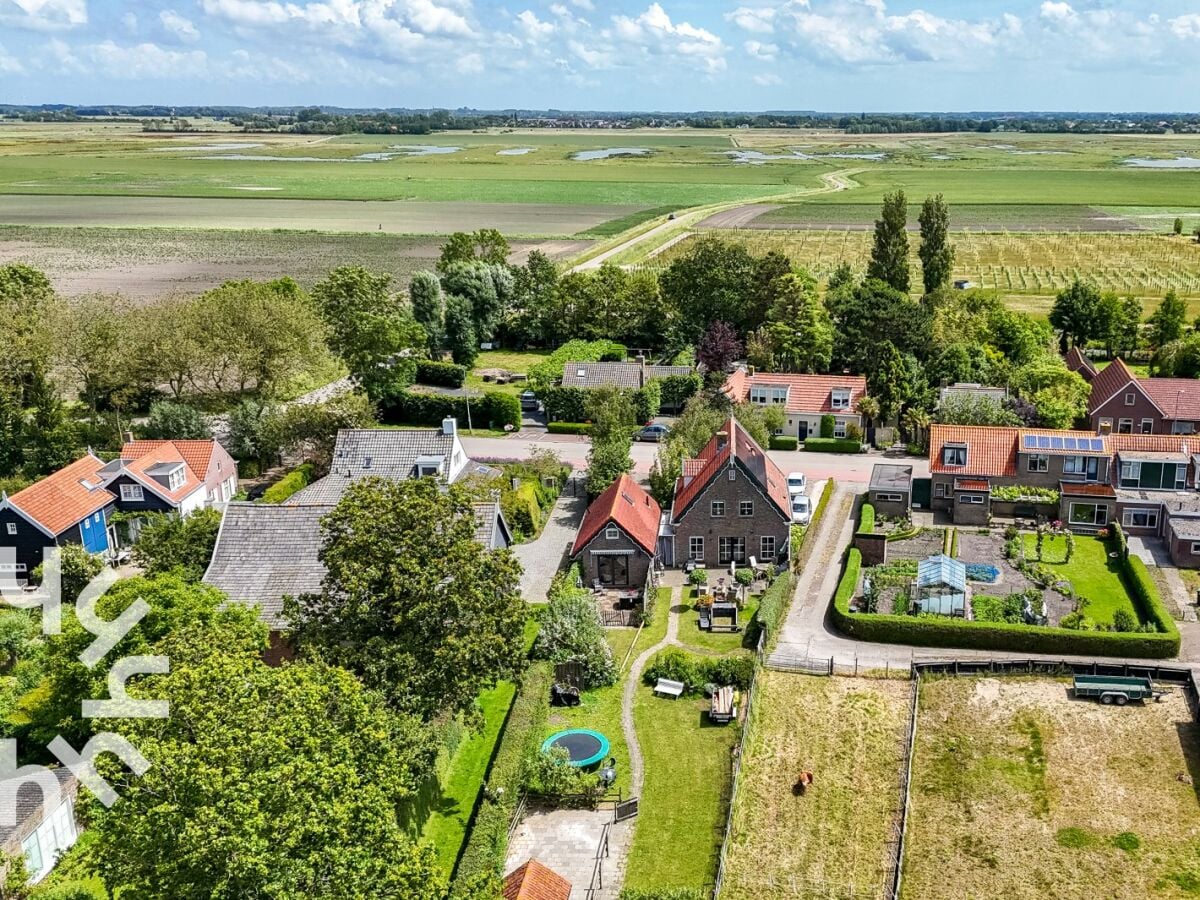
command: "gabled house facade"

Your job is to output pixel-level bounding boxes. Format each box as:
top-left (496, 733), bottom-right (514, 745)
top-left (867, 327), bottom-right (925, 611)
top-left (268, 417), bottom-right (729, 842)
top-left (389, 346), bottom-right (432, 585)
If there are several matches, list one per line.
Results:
top-left (1086, 358), bottom-right (1200, 435)
top-left (120, 439), bottom-right (239, 504)
top-left (721, 367), bottom-right (868, 440)
top-left (571, 473), bottom-right (661, 588)
top-left (0, 454), bottom-right (117, 580)
top-left (928, 424), bottom-right (1200, 564)
top-left (668, 418), bottom-right (791, 568)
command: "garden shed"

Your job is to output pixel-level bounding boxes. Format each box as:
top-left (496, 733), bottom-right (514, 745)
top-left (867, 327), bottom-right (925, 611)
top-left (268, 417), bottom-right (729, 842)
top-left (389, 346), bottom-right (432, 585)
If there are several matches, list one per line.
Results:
top-left (913, 554), bottom-right (969, 617)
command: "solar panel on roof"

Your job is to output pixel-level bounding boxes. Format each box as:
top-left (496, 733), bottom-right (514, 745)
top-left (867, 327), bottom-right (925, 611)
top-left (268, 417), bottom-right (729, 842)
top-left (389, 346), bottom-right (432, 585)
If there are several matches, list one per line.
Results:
top-left (1038, 436), bottom-right (1051, 448)
top-left (1023, 435), bottom-right (1037, 448)
top-left (1050, 437), bottom-right (1064, 449)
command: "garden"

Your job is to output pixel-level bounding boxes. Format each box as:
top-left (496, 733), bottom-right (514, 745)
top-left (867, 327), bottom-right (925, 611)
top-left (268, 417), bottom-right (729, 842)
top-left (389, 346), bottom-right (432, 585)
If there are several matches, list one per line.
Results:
top-left (904, 675), bottom-right (1200, 900)
top-left (677, 565), bottom-right (768, 654)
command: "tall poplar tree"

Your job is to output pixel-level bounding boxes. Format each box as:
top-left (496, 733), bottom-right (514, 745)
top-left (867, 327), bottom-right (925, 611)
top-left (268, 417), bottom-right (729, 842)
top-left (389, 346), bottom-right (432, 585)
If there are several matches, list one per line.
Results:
top-left (918, 194), bottom-right (955, 294)
top-left (867, 190), bottom-right (910, 293)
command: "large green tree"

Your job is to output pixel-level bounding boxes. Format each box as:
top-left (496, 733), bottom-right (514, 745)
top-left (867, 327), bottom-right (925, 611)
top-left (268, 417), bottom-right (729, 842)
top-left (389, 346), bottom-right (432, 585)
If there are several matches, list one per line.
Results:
top-left (867, 190), bottom-right (910, 293)
top-left (507, 249), bottom-right (560, 347)
top-left (1149, 289), bottom-right (1187, 349)
top-left (826, 278), bottom-right (930, 373)
top-left (437, 228), bottom-right (510, 270)
top-left (408, 271), bottom-right (444, 354)
top-left (585, 387), bottom-right (636, 495)
top-left (0, 263), bottom-right (56, 397)
top-left (130, 508), bottom-right (223, 582)
top-left (765, 271), bottom-right (832, 373)
top-left (659, 237), bottom-right (764, 344)
top-left (1048, 279), bottom-right (1100, 353)
top-left (287, 478), bottom-right (526, 720)
top-left (443, 292), bottom-right (478, 368)
top-left (917, 194), bottom-right (955, 294)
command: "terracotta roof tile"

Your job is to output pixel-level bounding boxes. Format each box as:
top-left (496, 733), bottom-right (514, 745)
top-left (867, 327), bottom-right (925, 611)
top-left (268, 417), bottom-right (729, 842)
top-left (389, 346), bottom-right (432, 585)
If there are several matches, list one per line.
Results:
top-left (1064, 346), bottom-right (1097, 380)
top-left (8, 455), bottom-right (114, 535)
top-left (722, 370), bottom-right (867, 415)
top-left (572, 473), bottom-right (661, 557)
top-left (954, 478), bottom-right (991, 491)
top-left (671, 418), bottom-right (790, 521)
top-left (1060, 481), bottom-right (1116, 497)
top-left (120, 444), bottom-right (205, 504)
top-left (929, 425), bottom-right (1019, 477)
top-left (1086, 358), bottom-right (1137, 414)
top-left (503, 860), bottom-right (571, 900)
top-left (122, 440), bottom-right (216, 478)
top-left (1138, 378), bottom-right (1200, 421)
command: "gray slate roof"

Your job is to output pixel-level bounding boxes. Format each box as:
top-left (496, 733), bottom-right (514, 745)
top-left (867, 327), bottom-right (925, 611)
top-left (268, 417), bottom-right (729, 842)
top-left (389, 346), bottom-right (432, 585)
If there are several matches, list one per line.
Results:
top-left (870, 464), bottom-right (913, 493)
top-left (471, 501), bottom-right (512, 549)
top-left (938, 383), bottom-right (1008, 406)
top-left (0, 767), bottom-right (76, 853)
top-left (560, 361), bottom-right (693, 389)
top-left (327, 428), bottom-right (459, 482)
top-left (203, 502), bottom-right (335, 628)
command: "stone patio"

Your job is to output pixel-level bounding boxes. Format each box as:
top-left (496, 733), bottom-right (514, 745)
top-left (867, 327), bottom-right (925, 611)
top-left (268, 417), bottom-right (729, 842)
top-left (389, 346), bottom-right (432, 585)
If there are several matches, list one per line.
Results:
top-left (505, 806), bottom-right (615, 899)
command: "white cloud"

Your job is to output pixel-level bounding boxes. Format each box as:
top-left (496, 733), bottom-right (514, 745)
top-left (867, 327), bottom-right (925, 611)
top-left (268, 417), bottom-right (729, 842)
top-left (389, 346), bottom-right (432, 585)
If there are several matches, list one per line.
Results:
top-left (88, 40), bottom-right (209, 79)
top-left (727, 5), bottom-right (776, 34)
top-left (1169, 13), bottom-right (1200, 39)
top-left (516, 9), bottom-right (554, 39)
top-left (1039, 2), bottom-right (1076, 24)
top-left (0, 41), bottom-right (25, 73)
top-left (160, 9), bottom-right (200, 42)
top-left (753, 72), bottom-right (782, 85)
top-left (610, 2), bottom-right (725, 73)
top-left (569, 39), bottom-right (612, 68)
top-left (0, 0), bottom-right (87, 30)
top-left (455, 51), bottom-right (483, 72)
top-left (744, 39), bottom-right (777, 60)
top-left (568, 0), bottom-right (592, 9)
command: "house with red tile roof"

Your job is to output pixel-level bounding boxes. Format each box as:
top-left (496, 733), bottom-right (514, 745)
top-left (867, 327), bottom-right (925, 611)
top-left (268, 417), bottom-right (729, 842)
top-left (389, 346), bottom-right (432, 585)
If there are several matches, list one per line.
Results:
top-left (721, 367), bottom-right (868, 441)
top-left (1086, 357), bottom-right (1200, 436)
top-left (928, 424), bottom-right (1200, 562)
top-left (96, 442), bottom-right (209, 520)
top-left (668, 418), bottom-right (791, 568)
top-left (1064, 346), bottom-right (1098, 382)
top-left (503, 860), bottom-right (571, 900)
top-left (571, 473), bottom-right (661, 588)
top-left (0, 454), bottom-right (117, 581)
top-left (120, 439), bottom-right (238, 504)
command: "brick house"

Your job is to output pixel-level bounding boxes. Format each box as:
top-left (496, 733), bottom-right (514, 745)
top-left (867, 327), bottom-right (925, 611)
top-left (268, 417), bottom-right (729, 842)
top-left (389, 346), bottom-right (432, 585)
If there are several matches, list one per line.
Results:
top-left (928, 424), bottom-right (1200, 564)
top-left (1086, 358), bottom-right (1200, 435)
top-left (571, 473), bottom-right (661, 588)
top-left (667, 418), bottom-right (791, 568)
top-left (721, 367), bottom-right (868, 441)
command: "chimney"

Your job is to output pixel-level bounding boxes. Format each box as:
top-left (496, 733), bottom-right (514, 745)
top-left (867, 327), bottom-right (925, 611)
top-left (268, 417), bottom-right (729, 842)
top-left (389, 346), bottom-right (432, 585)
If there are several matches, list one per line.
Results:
top-left (716, 430), bottom-right (729, 450)
top-left (442, 417), bottom-right (457, 437)
top-left (637, 353), bottom-right (646, 387)
top-left (122, 430), bottom-right (134, 444)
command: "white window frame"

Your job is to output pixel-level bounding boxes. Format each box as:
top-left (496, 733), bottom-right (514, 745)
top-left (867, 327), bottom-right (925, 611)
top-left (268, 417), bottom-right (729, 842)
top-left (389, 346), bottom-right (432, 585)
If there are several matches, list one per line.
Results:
top-left (1124, 392), bottom-right (1136, 406)
top-left (688, 536), bottom-right (704, 561)
top-left (875, 492), bottom-right (903, 502)
top-left (1178, 464), bottom-right (1189, 490)
top-left (738, 500), bottom-right (753, 517)
top-left (710, 500), bottom-right (725, 518)
top-left (760, 535), bottom-right (776, 560)
top-left (1068, 502), bottom-right (1108, 526)
top-left (1122, 508), bottom-right (1159, 529)
top-left (934, 482), bottom-right (946, 497)
top-left (1099, 417), bottom-right (1113, 432)
top-left (5, 522), bottom-right (14, 536)
top-left (958, 494), bottom-right (985, 505)
top-left (833, 421), bottom-right (847, 439)
top-left (1118, 418), bottom-right (1133, 434)
top-left (120, 483), bottom-right (144, 502)
top-left (1027, 454), bottom-right (1048, 473)
top-left (1140, 418), bottom-right (1154, 434)
top-left (942, 445), bottom-right (967, 467)
top-left (1191, 542), bottom-right (1200, 555)
top-left (605, 524), bottom-right (619, 541)
top-left (831, 389), bottom-right (851, 410)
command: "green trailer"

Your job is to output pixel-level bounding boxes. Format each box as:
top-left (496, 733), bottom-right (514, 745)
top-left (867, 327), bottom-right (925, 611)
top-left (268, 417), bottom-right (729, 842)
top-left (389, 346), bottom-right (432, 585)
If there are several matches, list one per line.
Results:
top-left (1072, 674), bottom-right (1172, 706)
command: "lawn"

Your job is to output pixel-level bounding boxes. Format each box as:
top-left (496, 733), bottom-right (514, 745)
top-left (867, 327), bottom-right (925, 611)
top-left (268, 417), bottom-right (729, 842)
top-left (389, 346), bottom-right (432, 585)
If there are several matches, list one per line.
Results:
top-left (543, 587), bottom-right (671, 798)
top-left (905, 676), bottom-right (1200, 900)
top-left (464, 349), bottom-right (551, 397)
top-left (720, 672), bottom-right (912, 900)
top-left (1020, 534), bottom-right (1139, 626)
top-left (676, 586), bottom-right (761, 654)
top-left (622, 685), bottom-right (740, 891)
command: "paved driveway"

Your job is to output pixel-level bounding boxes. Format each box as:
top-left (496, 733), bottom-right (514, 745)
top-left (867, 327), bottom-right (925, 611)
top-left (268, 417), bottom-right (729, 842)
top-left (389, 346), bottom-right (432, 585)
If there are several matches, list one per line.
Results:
top-left (512, 478), bottom-right (587, 602)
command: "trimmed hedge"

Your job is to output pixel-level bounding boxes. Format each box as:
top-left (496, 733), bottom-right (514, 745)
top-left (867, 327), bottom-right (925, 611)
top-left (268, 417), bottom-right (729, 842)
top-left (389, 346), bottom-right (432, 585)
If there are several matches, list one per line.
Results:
top-left (380, 389), bottom-right (520, 431)
top-left (819, 414), bottom-right (835, 439)
top-left (758, 568), bottom-right (797, 648)
top-left (858, 502), bottom-right (875, 535)
top-left (620, 890), bottom-right (708, 900)
top-left (262, 463), bottom-right (314, 503)
top-left (415, 359), bottom-right (467, 388)
top-left (643, 647), bottom-right (754, 693)
top-left (769, 435), bottom-right (799, 451)
top-left (540, 385), bottom-right (589, 423)
top-left (452, 661), bottom-right (554, 887)
top-left (830, 547), bottom-right (1181, 659)
top-left (803, 438), bottom-right (862, 454)
top-left (547, 422), bottom-right (592, 435)
top-left (632, 381), bottom-right (661, 424)
top-left (658, 373), bottom-right (702, 410)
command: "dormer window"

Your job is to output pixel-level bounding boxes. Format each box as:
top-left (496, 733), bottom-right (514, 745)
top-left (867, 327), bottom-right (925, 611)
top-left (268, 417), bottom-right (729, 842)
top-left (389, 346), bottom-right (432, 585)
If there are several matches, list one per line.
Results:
top-left (749, 385), bottom-right (788, 405)
top-left (831, 389), bottom-right (851, 410)
top-left (942, 444), bottom-right (967, 467)
top-left (168, 468), bottom-right (185, 491)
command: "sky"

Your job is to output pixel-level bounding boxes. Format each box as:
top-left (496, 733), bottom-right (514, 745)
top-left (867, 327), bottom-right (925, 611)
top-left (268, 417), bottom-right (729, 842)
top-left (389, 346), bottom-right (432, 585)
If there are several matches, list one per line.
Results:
top-left (1, 0), bottom-right (1199, 111)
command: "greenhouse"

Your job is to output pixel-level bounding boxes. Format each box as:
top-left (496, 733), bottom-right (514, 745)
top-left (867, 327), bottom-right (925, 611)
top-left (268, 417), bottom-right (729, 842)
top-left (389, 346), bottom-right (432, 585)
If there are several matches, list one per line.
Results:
top-left (913, 554), bottom-right (969, 617)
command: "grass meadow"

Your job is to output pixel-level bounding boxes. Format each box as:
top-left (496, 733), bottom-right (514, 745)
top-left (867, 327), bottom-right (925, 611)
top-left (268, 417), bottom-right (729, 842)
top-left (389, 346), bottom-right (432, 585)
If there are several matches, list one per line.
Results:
top-left (905, 676), bottom-right (1200, 900)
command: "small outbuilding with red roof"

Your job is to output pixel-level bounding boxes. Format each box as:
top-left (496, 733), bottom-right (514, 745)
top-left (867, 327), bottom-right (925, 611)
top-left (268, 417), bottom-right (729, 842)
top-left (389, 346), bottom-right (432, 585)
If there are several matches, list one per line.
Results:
top-left (571, 473), bottom-right (661, 589)
top-left (502, 859), bottom-right (571, 900)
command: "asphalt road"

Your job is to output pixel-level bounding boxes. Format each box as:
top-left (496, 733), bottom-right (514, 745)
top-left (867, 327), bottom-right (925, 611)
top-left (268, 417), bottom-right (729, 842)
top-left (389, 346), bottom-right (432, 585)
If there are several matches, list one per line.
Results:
top-left (460, 433), bottom-right (929, 483)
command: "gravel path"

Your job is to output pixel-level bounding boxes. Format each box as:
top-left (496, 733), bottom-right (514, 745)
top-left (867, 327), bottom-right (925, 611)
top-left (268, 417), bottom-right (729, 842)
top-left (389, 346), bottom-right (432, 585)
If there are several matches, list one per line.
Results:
top-left (511, 481), bottom-right (587, 601)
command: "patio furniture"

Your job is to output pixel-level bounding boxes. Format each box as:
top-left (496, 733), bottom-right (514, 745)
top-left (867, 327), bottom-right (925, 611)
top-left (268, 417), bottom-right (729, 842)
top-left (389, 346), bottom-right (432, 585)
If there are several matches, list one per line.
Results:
top-left (616, 588), bottom-right (641, 608)
top-left (654, 678), bottom-right (685, 699)
top-left (550, 683), bottom-right (582, 707)
top-left (592, 579), bottom-right (604, 594)
top-left (709, 602), bottom-right (740, 633)
top-left (698, 606), bottom-right (711, 630)
top-left (748, 556), bottom-right (762, 579)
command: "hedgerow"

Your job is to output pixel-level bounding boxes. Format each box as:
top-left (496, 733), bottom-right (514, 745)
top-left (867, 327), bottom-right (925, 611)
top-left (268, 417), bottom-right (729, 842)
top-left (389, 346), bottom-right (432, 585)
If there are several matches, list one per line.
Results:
top-left (415, 359), bottom-right (468, 388)
top-left (803, 438), bottom-right (862, 454)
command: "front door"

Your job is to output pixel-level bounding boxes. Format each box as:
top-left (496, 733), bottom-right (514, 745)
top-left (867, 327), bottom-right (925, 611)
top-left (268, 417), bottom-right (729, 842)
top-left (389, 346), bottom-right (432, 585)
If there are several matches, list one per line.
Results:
top-left (718, 537), bottom-right (746, 565)
top-left (597, 554), bottom-right (629, 586)
top-left (797, 420), bottom-right (809, 441)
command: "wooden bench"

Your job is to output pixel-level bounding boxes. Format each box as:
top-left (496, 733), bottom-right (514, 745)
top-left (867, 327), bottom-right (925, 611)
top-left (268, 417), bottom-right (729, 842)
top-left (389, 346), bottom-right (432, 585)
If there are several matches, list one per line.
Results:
top-left (653, 678), bottom-right (685, 699)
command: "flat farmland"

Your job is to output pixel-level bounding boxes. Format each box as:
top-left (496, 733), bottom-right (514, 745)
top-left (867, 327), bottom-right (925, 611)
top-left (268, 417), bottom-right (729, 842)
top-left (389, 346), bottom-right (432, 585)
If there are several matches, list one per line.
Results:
top-left (0, 225), bottom-right (587, 299)
top-left (720, 672), bottom-right (911, 900)
top-left (904, 676), bottom-right (1200, 900)
top-left (650, 230), bottom-right (1200, 311)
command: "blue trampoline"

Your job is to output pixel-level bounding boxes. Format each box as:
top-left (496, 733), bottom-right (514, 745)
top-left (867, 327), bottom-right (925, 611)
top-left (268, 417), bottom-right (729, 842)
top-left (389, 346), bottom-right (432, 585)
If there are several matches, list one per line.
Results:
top-left (541, 729), bottom-right (610, 768)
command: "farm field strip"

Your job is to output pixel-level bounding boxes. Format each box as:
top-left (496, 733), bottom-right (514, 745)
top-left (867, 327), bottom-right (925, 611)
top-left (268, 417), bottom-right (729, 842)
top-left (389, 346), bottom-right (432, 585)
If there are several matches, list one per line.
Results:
top-left (720, 672), bottom-right (912, 900)
top-left (904, 676), bottom-right (1200, 900)
top-left (648, 229), bottom-right (1200, 302)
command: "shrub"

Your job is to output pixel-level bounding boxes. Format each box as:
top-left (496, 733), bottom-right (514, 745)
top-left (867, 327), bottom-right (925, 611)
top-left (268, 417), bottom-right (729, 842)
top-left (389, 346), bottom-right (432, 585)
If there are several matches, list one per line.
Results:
top-left (735, 568), bottom-right (754, 587)
top-left (819, 414), bottom-right (835, 438)
top-left (757, 569), bottom-right (797, 646)
top-left (261, 462), bottom-right (314, 503)
top-left (658, 373), bottom-right (702, 410)
top-left (601, 343), bottom-right (627, 362)
top-left (688, 568), bottom-right (708, 586)
top-left (453, 661), bottom-right (553, 888)
top-left (769, 435), bottom-right (798, 451)
top-left (532, 566), bottom-right (616, 688)
top-left (379, 389), bottom-right (519, 430)
top-left (143, 400), bottom-right (212, 440)
top-left (546, 422), bottom-right (591, 435)
top-left (128, 508), bottom-right (223, 582)
top-left (30, 881), bottom-right (108, 900)
top-left (990, 484), bottom-right (1059, 503)
top-left (415, 359), bottom-right (467, 388)
top-left (632, 380), bottom-right (662, 424)
top-left (643, 647), bottom-right (753, 692)
top-left (540, 385), bottom-right (590, 423)
top-left (524, 745), bottom-right (602, 800)
top-left (845, 423), bottom-right (864, 443)
top-left (620, 890), bottom-right (709, 900)
top-left (858, 503), bottom-right (875, 535)
top-left (1108, 521), bottom-right (1128, 558)
top-left (804, 437), bottom-right (862, 454)
top-left (1112, 608), bottom-right (1136, 632)
top-left (31, 544), bottom-right (104, 604)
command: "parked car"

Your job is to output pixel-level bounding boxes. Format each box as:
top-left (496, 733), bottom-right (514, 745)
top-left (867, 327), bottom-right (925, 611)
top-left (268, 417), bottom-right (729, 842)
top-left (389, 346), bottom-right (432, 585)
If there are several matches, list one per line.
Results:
top-left (519, 390), bottom-right (539, 411)
top-left (791, 495), bottom-right (812, 525)
top-left (634, 424), bottom-right (670, 442)
top-left (787, 472), bottom-right (807, 495)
